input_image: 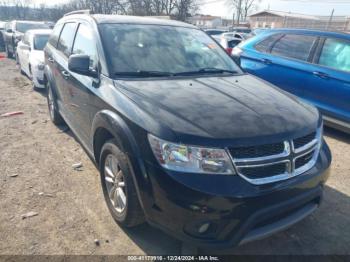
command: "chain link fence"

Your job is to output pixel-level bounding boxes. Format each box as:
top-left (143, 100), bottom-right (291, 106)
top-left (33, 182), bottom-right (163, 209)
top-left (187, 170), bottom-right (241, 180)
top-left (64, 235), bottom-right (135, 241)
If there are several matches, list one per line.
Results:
top-left (250, 15), bottom-right (350, 32)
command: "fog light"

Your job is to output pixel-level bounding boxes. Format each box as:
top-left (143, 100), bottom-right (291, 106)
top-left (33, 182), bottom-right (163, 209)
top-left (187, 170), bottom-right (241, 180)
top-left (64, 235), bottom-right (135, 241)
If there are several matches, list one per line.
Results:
top-left (198, 222), bottom-right (210, 234)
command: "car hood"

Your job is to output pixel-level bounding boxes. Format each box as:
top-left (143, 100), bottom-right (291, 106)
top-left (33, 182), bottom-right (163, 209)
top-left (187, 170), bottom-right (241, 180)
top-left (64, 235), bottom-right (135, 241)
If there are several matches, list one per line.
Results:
top-left (116, 74), bottom-right (319, 141)
top-left (29, 50), bottom-right (44, 63)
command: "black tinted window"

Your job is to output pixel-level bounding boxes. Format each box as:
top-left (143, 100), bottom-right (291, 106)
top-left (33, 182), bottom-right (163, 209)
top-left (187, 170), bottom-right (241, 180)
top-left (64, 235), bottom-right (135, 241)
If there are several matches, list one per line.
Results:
top-left (228, 40), bottom-right (241, 48)
top-left (49, 23), bottom-right (63, 47)
top-left (255, 34), bottom-right (282, 52)
top-left (206, 30), bottom-right (225, 36)
top-left (271, 34), bottom-right (317, 61)
top-left (57, 23), bottom-right (76, 57)
top-left (72, 23), bottom-right (97, 67)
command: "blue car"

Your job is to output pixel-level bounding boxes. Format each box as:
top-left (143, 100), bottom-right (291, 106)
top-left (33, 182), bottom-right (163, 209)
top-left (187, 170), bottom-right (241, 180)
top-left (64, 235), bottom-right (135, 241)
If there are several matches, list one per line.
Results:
top-left (232, 29), bottom-right (350, 132)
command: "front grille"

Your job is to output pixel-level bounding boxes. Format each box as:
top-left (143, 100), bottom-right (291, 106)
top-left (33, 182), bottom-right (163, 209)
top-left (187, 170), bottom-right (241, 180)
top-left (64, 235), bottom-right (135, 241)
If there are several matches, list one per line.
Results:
top-left (229, 128), bottom-right (321, 185)
top-left (293, 132), bottom-right (316, 150)
top-left (229, 142), bottom-right (284, 159)
top-left (295, 151), bottom-right (314, 169)
top-left (239, 162), bottom-right (287, 179)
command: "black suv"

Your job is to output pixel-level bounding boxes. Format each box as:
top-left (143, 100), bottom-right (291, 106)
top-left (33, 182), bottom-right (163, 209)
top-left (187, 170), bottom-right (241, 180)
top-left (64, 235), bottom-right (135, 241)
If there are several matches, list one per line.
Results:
top-left (3, 20), bottom-right (50, 58)
top-left (44, 11), bottom-right (332, 248)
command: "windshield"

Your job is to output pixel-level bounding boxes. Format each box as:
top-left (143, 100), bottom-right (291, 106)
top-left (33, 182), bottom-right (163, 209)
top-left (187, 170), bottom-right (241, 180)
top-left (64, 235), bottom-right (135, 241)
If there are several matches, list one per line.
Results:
top-left (16, 22), bottom-right (50, 33)
top-left (99, 24), bottom-right (241, 77)
top-left (34, 35), bottom-right (49, 50)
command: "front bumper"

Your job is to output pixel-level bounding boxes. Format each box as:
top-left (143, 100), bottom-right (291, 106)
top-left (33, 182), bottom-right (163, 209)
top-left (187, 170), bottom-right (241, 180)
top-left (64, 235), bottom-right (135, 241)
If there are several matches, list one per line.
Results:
top-left (141, 141), bottom-right (331, 248)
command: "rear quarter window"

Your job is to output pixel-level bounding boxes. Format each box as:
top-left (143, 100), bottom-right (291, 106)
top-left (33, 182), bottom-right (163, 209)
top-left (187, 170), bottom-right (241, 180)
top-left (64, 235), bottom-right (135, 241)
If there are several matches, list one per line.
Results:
top-left (57, 23), bottom-right (77, 57)
top-left (48, 23), bottom-right (63, 48)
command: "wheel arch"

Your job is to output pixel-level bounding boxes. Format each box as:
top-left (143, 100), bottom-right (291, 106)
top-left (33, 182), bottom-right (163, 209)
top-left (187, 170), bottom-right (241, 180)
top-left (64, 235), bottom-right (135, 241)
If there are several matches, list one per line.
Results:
top-left (44, 65), bottom-right (58, 95)
top-left (91, 110), bottom-right (152, 214)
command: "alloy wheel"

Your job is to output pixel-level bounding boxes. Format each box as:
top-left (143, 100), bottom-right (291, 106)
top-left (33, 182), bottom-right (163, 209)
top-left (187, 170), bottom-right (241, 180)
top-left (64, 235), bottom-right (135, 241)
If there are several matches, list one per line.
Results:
top-left (104, 154), bottom-right (127, 213)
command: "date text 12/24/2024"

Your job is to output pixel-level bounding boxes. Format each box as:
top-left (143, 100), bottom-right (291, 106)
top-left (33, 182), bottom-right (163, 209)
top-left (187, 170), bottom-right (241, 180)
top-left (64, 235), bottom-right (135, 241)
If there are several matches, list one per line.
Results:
top-left (127, 256), bottom-right (220, 261)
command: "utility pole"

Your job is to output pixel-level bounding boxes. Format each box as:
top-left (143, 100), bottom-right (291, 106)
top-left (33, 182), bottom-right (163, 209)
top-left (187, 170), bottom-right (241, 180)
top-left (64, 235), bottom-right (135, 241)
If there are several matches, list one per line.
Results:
top-left (237, 0), bottom-right (242, 25)
top-left (326, 8), bottom-right (334, 30)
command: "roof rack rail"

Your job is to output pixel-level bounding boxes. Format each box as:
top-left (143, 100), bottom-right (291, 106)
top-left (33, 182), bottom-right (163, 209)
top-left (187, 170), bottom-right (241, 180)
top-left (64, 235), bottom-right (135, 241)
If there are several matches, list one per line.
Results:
top-left (64, 9), bottom-right (93, 17)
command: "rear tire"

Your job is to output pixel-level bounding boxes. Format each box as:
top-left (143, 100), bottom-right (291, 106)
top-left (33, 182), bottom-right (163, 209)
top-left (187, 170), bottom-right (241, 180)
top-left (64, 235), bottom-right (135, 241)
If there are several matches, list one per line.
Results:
top-left (47, 81), bottom-right (64, 125)
top-left (100, 140), bottom-right (145, 228)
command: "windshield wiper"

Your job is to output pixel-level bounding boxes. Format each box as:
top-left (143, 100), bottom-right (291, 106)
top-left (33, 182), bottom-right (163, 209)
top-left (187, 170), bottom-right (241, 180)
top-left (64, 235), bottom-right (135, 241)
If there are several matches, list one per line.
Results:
top-left (174, 68), bottom-right (237, 76)
top-left (114, 70), bottom-right (173, 77)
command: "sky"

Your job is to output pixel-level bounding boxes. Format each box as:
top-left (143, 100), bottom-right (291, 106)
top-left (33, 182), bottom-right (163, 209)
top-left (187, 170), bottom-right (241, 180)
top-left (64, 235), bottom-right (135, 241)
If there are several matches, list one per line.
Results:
top-left (31, 0), bottom-right (350, 18)
top-left (200, 0), bottom-right (350, 18)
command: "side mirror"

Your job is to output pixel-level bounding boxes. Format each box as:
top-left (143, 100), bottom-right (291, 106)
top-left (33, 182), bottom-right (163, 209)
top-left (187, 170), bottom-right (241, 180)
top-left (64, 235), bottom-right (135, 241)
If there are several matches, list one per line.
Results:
top-left (68, 54), bottom-right (98, 78)
top-left (6, 29), bottom-right (12, 33)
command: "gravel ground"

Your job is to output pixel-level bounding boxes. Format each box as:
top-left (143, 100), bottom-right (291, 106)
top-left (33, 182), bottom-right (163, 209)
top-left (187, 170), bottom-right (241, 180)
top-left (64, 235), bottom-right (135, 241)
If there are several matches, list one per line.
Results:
top-left (0, 56), bottom-right (350, 256)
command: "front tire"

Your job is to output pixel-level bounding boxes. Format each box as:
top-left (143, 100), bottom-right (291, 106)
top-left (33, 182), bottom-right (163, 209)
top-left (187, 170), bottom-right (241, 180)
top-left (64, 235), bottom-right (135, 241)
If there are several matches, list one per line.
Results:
top-left (47, 81), bottom-right (64, 125)
top-left (100, 140), bottom-right (145, 228)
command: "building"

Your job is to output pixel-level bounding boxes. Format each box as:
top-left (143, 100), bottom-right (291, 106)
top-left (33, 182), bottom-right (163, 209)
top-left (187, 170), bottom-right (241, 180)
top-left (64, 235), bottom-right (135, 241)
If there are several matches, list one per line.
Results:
top-left (249, 10), bottom-right (350, 32)
top-left (188, 15), bottom-right (222, 29)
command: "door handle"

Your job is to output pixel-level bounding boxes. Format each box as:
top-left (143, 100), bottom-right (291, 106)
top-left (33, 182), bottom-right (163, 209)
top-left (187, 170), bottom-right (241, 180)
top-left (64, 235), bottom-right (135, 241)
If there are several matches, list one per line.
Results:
top-left (48, 57), bottom-right (54, 63)
top-left (313, 71), bottom-right (329, 79)
top-left (61, 70), bottom-right (70, 78)
top-left (261, 58), bottom-right (272, 65)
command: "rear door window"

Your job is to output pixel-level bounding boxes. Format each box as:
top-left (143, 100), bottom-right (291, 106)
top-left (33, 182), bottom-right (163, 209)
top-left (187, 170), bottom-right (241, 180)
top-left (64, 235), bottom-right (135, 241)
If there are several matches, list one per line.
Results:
top-left (57, 22), bottom-right (77, 57)
top-left (318, 38), bottom-right (350, 73)
top-left (271, 34), bottom-right (317, 61)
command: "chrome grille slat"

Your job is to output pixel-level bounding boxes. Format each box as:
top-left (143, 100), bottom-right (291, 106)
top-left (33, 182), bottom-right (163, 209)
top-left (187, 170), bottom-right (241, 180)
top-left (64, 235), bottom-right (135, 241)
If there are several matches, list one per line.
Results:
top-left (233, 141), bottom-right (290, 164)
top-left (228, 127), bottom-right (322, 185)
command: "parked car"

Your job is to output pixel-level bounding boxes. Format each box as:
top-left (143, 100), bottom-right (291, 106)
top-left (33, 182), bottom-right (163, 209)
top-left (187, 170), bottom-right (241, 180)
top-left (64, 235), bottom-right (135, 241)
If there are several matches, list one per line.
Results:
top-left (221, 32), bottom-right (249, 40)
top-left (204, 29), bottom-right (227, 36)
top-left (232, 29), bottom-right (350, 133)
top-left (213, 34), bottom-right (242, 54)
top-left (229, 27), bottom-right (252, 34)
top-left (44, 12), bottom-right (331, 248)
top-left (3, 20), bottom-right (51, 58)
top-left (17, 29), bottom-right (52, 89)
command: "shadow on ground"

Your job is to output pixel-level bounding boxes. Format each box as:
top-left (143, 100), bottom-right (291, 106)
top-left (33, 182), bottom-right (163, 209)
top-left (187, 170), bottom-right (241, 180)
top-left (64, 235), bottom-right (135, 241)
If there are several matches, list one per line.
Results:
top-left (324, 127), bottom-right (350, 144)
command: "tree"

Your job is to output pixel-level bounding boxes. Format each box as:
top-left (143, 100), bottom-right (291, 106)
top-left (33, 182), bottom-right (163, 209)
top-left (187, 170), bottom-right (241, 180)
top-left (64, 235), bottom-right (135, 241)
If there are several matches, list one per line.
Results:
top-left (0, 0), bottom-right (197, 22)
top-left (226, 0), bottom-right (260, 25)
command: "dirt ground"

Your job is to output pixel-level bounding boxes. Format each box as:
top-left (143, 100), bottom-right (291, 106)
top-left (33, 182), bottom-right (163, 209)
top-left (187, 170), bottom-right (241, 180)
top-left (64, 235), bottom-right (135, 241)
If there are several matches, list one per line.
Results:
top-left (0, 56), bottom-right (350, 256)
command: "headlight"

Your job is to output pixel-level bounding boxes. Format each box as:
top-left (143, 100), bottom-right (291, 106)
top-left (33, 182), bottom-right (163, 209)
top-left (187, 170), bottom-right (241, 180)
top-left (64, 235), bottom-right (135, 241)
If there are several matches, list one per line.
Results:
top-left (148, 134), bottom-right (236, 175)
top-left (36, 63), bottom-right (45, 70)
